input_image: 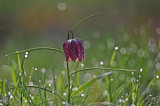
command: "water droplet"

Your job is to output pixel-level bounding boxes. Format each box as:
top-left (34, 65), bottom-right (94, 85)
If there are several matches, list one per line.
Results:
top-left (29, 82), bottom-right (33, 86)
top-left (150, 94), bottom-right (152, 97)
top-left (132, 72), bottom-right (134, 75)
top-left (8, 92), bottom-right (11, 95)
top-left (35, 68), bottom-right (37, 71)
top-left (25, 100), bottom-right (27, 102)
top-left (25, 52), bottom-right (28, 55)
top-left (115, 46), bottom-right (119, 50)
top-left (41, 68), bottom-right (46, 73)
top-left (63, 93), bottom-right (67, 96)
top-left (156, 75), bottom-right (159, 79)
top-left (10, 95), bottom-right (13, 99)
top-left (119, 99), bottom-right (122, 103)
top-left (100, 61), bottom-right (104, 65)
top-left (81, 93), bottom-right (85, 97)
top-left (72, 87), bottom-right (78, 91)
top-left (49, 84), bottom-right (51, 87)
top-left (16, 51), bottom-right (18, 53)
top-left (137, 79), bottom-right (139, 82)
top-left (81, 63), bottom-right (84, 67)
top-left (110, 78), bottom-right (113, 81)
top-left (125, 98), bottom-right (128, 101)
top-left (139, 75), bottom-right (141, 78)
top-left (62, 101), bottom-right (66, 105)
top-left (103, 90), bottom-right (108, 96)
top-left (57, 3), bottom-right (67, 11)
top-left (5, 54), bottom-right (8, 56)
top-left (140, 68), bottom-right (143, 72)
top-left (25, 55), bottom-right (28, 58)
top-left (39, 80), bottom-right (41, 82)
top-left (19, 73), bottom-right (22, 76)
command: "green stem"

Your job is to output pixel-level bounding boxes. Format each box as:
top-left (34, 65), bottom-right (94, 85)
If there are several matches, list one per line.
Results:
top-left (71, 11), bottom-right (118, 31)
top-left (9, 85), bottom-right (64, 101)
top-left (6, 47), bottom-right (63, 56)
top-left (67, 62), bottom-right (71, 104)
top-left (70, 67), bottom-right (137, 78)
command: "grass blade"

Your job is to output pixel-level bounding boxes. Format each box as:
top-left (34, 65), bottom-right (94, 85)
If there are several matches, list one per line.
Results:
top-left (71, 72), bottom-right (112, 96)
top-left (113, 84), bottom-right (124, 103)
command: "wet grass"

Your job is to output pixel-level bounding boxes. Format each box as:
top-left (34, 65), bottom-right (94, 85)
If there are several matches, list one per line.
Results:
top-left (0, 21), bottom-right (160, 105)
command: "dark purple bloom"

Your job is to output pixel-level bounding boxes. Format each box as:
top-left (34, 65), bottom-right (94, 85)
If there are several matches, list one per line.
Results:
top-left (63, 39), bottom-right (84, 62)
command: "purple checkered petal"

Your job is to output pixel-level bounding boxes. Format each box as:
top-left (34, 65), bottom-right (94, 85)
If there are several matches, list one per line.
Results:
top-left (68, 39), bottom-right (79, 62)
top-left (63, 41), bottom-right (71, 62)
top-left (76, 39), bottom-right (84, 61)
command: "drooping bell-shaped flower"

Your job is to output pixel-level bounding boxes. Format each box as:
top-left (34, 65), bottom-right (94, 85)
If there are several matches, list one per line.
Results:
top-left (63, 30), bottom-right (84, 62)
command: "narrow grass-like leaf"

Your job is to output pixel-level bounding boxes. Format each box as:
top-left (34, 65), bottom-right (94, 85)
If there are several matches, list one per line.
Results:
top-left (0, 80), bottom-right (2, 94)
top-left (71, 72), bottom-right (112, 96)
top-left (9, 60), bottom-right (17, 87)
top-left (110, 50), bottom-right (116, 66)
top-left (112, 84), bottom-right (125, 103)
top-left (2, 79), bottom-right (5, 97)
top-left (70, 67), bottom-right (136, 78)
top-left (17, 87), bottom-right (37, 105)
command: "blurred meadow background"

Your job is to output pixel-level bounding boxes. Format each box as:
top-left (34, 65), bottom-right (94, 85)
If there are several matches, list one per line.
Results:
top-left (0, 0), bottom-right (160, 105)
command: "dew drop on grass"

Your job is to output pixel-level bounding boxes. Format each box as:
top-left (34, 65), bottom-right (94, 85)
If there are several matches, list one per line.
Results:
top-left (25, 100), bottom-right (27, 103)
top-left (5, 54), bottom-right (8, 56)
top-left (100, 61), bottom-right (103, 65)
top-left (115, 46), bottom-right (119, 50)
top-left (140, 68), bottom-right (143, 72)
top-left (132, 72), bottom-right (134, 75)
top-left (48, 84), bottom-right (51, 87)
top-left (63, 93), bottom-right (67, 96)
top-left (25, 52), bottom-right (28, 55)
top-left (62, 101), bottom-right (66, 105)
top-left (103, 90), bottom-right (108, 96)
top-left (81, 63), bottom-right (84, 67)
top-left (156, 75), bottom-right (159, 79)
top-left (8, 92), bottom-right (11, 95)
top-left (34, 68), bottom-right (37, 71)
top-left (10, 95), bottom-right (13, 99)
top-left (39, 80), bottom-right (41, 82)
top-left (72, 87), bottom-right (78, 91)
top-left (19, 73), bottom-right (21, 76)
top-left (81, 93), bottom-right (85, 97)
top-left (139, 75), bottom-right (141, 78)
top-left (125, 98), bottom-right (128, 101)
top-left (41, 68), bottom-right (46, 73)
top-left (110, 78), bottom-right (113, 81)
top-left (29, 82), bottom-right (33, 86)
top-left (137, 79), bottom-right (139, 82)
top-left (119, 99), bottom-right (122, 103)
top-left (25, 55), bottom-right (28, 58)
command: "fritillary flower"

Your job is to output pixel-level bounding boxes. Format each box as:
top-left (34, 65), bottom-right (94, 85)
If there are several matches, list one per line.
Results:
top-left (63, 30), bottom-right (84, 62)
